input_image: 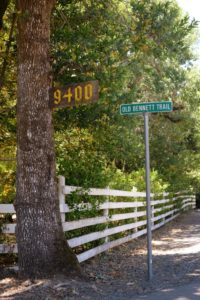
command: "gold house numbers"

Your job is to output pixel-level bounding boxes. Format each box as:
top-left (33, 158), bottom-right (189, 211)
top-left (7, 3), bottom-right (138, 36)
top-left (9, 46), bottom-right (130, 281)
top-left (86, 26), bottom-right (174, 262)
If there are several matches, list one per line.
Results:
top-left (49, 80), bottom-right (99, 109)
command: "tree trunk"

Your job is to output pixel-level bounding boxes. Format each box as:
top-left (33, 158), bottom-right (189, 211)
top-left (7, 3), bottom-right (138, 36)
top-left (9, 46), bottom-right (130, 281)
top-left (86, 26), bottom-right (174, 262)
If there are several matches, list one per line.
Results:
top-left (15, 0), bottom-right (81, 278)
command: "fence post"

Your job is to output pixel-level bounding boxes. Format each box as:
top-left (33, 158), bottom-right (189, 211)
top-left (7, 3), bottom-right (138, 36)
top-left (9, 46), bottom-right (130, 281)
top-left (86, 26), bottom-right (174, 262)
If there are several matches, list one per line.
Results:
top-left (163, 192), bottom-right (167, 224)
top-left (151, 195), bottom-right (154, 229)
top-left (131, 189), bottom-right (138, 233)
top-left (58, 175), bottom-right (66, 224)
top-left (134, 204), bottom-right (138, 233)
top-left (193, 195), bottom-right (196, 209)
top-left (103, 187), bottom-right (110, 243)
top-left (183, 194), bottom-right (186, 212)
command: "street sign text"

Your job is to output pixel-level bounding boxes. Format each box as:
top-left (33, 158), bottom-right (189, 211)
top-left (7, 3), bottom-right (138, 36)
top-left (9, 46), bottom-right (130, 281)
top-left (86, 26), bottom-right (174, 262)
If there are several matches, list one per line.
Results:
top-left (120, 101), bottom-right (173, 115)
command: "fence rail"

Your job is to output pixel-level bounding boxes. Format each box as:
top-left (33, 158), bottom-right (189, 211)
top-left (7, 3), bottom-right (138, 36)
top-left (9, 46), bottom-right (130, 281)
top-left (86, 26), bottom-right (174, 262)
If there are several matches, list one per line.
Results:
top-left (0, 176), bottom-right (196, 262)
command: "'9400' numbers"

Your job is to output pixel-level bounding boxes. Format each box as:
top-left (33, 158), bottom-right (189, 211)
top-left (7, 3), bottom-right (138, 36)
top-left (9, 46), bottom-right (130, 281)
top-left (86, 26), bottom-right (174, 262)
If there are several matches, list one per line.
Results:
top-left (49, 80), bottom-right (99, 109)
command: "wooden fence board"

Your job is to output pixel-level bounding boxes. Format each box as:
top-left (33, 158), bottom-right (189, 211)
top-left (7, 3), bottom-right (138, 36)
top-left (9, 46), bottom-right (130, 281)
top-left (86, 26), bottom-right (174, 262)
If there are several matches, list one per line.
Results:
top-left (0, 204), bottom-right (15, 213)
top-left (0, 244), bottom-right (17, 253)
top-left (63, 186), bottom-right (148, 197)
top-left (77, 228), bottom-right (147, 262)
top-left (68, 220), bottom-right (147, 248)
top-left (2, 223), bottom-right (16, 234)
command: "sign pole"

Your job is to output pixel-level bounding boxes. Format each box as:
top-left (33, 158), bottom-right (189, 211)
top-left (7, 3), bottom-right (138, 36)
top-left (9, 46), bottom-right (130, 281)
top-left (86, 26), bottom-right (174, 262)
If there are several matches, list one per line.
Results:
top-left (120, 100), bottom-right (173, 280)
top-left (144, 112), bottom-right (153, 281)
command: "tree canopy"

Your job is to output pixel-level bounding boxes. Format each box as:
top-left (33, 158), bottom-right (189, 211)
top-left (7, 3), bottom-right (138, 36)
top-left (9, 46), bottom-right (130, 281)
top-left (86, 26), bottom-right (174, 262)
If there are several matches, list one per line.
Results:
top-left (51, 0), bottom-right (200, 192)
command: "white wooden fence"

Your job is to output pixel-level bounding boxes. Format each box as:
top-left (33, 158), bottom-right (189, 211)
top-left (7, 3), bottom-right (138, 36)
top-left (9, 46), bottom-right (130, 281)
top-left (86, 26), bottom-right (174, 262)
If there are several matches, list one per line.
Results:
top-left (0, 176), bottom-right (196, 263)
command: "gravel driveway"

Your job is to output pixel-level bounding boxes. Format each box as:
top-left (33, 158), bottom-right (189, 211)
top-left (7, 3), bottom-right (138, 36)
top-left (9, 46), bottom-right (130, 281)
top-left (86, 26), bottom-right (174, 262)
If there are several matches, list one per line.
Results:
top-left (1, 210), bottom-right (200, 299)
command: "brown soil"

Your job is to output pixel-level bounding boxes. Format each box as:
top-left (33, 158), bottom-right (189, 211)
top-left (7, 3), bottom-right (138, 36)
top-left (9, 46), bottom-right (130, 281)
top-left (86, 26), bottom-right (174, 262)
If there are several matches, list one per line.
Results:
top-left (1, 210), bottom-right (200, 299)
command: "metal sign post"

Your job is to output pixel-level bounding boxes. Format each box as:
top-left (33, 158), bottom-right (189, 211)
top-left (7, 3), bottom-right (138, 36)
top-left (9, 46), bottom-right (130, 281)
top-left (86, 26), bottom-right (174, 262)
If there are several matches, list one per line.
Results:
top-left (120, 100), bottom-right (173, 281)
top-left (144, 112), bottom-right (153, 281)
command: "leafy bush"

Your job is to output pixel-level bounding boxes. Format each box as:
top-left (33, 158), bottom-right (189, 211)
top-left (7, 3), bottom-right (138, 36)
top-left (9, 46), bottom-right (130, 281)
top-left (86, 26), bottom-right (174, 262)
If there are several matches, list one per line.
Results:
top-left (108, 167), bottom-right (169, 193)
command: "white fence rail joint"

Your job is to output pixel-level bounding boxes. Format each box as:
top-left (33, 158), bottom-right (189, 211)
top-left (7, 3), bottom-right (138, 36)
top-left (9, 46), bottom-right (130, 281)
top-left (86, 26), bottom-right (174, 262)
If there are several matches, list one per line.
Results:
top-left (0, 175), bottom-right (196, 263)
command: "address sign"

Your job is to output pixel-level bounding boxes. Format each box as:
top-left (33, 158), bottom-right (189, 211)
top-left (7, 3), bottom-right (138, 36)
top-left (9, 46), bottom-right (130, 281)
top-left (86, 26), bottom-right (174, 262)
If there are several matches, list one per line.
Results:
top-left (49, 80), bottom-right (99, 109)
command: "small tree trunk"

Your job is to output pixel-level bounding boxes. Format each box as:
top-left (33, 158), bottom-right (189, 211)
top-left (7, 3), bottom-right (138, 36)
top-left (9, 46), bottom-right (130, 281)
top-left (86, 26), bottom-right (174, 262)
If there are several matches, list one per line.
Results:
top-left (15, 0), bottom-right (81, 278)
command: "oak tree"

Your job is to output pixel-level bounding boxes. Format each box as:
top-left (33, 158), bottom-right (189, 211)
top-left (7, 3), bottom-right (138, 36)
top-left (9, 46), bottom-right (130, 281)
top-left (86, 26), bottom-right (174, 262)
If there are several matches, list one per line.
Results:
top-left (15, 0), bottom-right (80, 278)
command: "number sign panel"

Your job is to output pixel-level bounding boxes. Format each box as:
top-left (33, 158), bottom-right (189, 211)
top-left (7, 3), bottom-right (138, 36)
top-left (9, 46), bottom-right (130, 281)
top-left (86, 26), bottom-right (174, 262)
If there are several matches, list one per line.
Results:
top-left (49, 80), bottom-right (99, 109)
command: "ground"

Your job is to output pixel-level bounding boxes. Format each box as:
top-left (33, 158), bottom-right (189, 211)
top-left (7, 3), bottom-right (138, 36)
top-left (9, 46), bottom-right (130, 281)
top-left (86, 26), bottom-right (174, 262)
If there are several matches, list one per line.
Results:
top-left (1, 210), bottom-right (200, 299)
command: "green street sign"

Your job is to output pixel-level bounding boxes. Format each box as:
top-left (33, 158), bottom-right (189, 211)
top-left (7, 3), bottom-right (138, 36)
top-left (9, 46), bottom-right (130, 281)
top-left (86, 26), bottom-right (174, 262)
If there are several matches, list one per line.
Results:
top-left (120, 101), bottom-right (173, 115)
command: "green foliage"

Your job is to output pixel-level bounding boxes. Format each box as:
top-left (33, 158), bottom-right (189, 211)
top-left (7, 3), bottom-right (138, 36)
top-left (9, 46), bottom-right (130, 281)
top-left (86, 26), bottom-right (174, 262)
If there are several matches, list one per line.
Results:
top-left (109, 167), bottom-right (168, 193)
top-left (52, 0), bottom-right (200, 196)
top-left (0, 1), bottom-right (16, 205)
top-left (0, 163), bottom-right (15, 203)
top-left (130, 168), bottom-right (169, 193)
top-left (56, 128), bottom-right (113, 187)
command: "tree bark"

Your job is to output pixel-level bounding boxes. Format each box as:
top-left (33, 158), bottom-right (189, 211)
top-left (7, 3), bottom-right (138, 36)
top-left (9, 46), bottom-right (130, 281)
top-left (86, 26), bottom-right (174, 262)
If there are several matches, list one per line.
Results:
top-left (15, 0), bottom-right (81, 278)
